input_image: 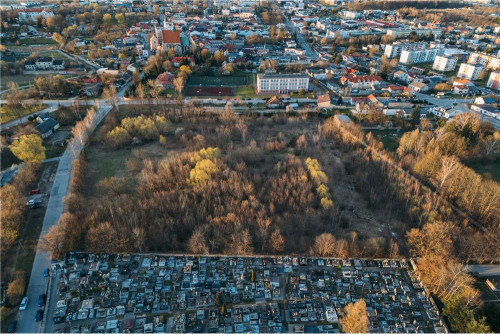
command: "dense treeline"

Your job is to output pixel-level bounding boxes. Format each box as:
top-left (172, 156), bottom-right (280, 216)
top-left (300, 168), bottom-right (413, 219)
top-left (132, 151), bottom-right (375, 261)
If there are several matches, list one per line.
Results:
top-left (0, 163), bottom-right (39, 256)
top-left (398, 113), bottom-right (499, 231)
top-left (346, 1), bottom-right (465, 11)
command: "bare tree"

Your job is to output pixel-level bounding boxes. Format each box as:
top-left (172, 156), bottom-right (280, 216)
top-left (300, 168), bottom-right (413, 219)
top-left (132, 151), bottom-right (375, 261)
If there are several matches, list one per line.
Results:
top-left (269, 228), bottom-right (285, 252)
top-left (187, 228), bottom-right (209, 254)
top-left (173, 77), bottom-right (186, 96)
top-left (439, 155), bottom-right (460, 188)
top-left (312, 233), bottom-right (336, 257)
top-left (136, 83), bottom-right (145, 104)
top-left (103, 84), bottom-right (118, 111)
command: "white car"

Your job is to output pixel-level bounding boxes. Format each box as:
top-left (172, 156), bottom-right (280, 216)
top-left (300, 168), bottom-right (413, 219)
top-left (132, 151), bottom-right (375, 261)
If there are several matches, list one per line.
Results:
top-left (19, 297), bottom-right (28, 310)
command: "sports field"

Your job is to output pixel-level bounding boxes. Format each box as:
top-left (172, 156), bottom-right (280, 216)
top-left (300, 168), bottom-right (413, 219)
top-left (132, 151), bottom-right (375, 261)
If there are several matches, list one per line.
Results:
top-left (187, 75), bottom-right (248, 86)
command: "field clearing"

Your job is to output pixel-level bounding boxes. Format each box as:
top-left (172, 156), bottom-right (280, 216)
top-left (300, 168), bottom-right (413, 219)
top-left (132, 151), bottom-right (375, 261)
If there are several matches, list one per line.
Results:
top-left (1, 74), bottom-right (39, 90)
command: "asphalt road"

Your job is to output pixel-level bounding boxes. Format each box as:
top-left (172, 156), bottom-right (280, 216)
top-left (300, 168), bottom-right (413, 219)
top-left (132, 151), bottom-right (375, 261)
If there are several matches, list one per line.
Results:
top-left (282, 14), bottom-right (317, 60)
top-left (467, 264), bottom-right (500, 276)
top-left (15, 84), bottom-right (127, 333)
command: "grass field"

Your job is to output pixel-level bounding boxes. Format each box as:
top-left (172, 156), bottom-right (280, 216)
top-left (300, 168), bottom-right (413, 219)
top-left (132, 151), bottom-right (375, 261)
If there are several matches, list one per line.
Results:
top-left (1, 74), bottom-right (40, 90)
top-left (0, 103), bottom-right (46, 124)
top-left (367, 129), bottom-right (404, 152)
top-left (17, 37), bottom-right (57, 45)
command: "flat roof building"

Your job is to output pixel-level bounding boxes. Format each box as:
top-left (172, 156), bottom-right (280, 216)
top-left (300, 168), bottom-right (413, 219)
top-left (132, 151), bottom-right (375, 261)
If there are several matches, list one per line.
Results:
top-left (256, 73), bottom-right (309, 94)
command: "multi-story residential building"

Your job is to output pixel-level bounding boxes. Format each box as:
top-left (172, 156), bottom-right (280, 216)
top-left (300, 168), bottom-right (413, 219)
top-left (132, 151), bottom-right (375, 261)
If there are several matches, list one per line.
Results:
top-left (18, 8), bottom-right (53, 22)
top-left (433, 56), bottom-right (458, 72)
top-left (384, 42), bottom-right (427, 59)
top-left (399, 48), bottom-right (444, 65)
top-left (468, 52), bottom-right (500, 71)
top-left (487, 72), bottom-right (500, 91)
top-left (256, 73), bottom-right (309, 94)
top-left (24, 57), bottom-right (65, 71)
top-left (457, 63), bottom-right (485, 80)
top-left (213, 0), bottom-right (231, 8)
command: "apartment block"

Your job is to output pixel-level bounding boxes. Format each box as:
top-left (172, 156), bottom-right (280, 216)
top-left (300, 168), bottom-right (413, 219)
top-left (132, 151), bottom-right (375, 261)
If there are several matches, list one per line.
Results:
top-left (256, 73), bottom-right (309, 94)
top-left (384, 42), bottom-right (427, 59)
top-left (433, 56), bottom-right (458, 72)
top-left (487, 72), bottom-right (500, 91)
top-left (468, 52), bottom-right (500, 71)
top-left (457, 63), bottom-right (485, 80)
top-left (399, 48), bottom-right (444, 65)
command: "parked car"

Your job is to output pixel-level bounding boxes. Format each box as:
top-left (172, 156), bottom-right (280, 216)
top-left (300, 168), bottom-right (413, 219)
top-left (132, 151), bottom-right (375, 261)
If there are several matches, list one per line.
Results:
top-left (38, 293), bottom-right (46, 307)
top-left (29, 189), bottom-right (40, 195)
top-left (43, 268), bottom-right (49, 277)
top-left (7, 320), bottom-right (17, 333)
top-left (35, 309), bottom-right (43, 322)
top-left (19, 297), bottom-right (28, 310)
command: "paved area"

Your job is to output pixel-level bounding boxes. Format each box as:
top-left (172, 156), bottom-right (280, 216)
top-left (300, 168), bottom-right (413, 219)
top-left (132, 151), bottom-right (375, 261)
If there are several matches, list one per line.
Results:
top-left (467, 264), bottom-right (500, 276)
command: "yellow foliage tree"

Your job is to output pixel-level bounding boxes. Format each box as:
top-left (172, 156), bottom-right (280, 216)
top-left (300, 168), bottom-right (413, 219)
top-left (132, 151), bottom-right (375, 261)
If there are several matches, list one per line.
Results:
top-left (340, 299), bottom-right (369, 333)
top-left (9, 134), bottom-right (46, 163)
top-left (189, 159), bottom-right (219, 184)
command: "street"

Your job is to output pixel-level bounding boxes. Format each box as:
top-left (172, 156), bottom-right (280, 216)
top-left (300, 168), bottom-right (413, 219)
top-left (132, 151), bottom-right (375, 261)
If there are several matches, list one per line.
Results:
top-left (282, 13), bottom-right (317, 60)
top-left (14, 84), bottom-right (128, 333)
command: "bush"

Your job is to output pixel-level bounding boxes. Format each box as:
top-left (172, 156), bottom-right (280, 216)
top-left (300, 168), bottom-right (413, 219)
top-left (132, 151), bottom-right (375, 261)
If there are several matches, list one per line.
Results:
top-left (6, 272), bottom-right (25, 305)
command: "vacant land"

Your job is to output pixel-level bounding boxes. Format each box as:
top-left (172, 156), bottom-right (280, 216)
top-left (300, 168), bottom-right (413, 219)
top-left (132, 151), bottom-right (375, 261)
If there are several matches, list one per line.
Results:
top-left (53, 103), bottom-right (430, 259)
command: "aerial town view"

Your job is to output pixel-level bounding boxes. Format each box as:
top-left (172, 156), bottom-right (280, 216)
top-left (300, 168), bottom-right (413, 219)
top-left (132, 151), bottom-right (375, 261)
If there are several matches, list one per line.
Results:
top-left (0, 0), bottom-right (499, 333)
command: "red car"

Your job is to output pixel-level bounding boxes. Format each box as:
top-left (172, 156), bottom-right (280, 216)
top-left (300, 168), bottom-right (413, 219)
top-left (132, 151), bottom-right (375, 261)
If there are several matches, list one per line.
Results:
top-left (30, 189), bottom-right (40, 195)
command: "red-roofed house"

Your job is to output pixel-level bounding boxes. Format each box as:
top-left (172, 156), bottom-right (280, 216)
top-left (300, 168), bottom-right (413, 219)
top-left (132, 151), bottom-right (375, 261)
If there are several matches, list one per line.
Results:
top-left (340, 75), bottom-right (383, 89)
top-left (156, 72), bottom-right (175, 89)
top-left (171, 57), bottom-right (195, 67)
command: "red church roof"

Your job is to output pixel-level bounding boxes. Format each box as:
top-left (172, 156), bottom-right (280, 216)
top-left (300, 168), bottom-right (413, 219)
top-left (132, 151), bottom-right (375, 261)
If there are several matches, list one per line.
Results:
top-left (162, 30), bottom-right (180, 44)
